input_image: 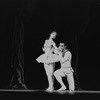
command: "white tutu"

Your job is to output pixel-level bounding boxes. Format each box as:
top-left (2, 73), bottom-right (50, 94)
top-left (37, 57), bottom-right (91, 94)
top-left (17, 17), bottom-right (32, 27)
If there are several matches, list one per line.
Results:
top-left (36, 53), bottom-right (60, 64)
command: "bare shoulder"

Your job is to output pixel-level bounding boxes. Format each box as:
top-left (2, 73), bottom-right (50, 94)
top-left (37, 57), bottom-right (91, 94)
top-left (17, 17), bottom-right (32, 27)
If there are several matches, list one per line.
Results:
top-left (52, 41), bottom-right (55, 44)
top-left (45, 39), bottom-right (48, 43)
top-left (65, 51), bottom-right (72, 56)
top-left (45, 39), bottom-right (48, 41)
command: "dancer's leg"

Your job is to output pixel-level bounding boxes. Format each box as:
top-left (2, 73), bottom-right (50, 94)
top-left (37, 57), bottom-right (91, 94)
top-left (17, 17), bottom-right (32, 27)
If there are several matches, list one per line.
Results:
top-left (54, 69), bottom-right (66, 91)
top-left (66, 72), bottom-right (75, 92)
top-left (44, 63), bottom-right (55, 91)
top-left (50, 63), bottom-right (55, 90)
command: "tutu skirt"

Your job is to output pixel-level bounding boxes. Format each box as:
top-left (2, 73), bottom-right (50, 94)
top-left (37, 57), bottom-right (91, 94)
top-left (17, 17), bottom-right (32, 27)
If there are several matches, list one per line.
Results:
top-left (36, 53), bottom-right (60, 64)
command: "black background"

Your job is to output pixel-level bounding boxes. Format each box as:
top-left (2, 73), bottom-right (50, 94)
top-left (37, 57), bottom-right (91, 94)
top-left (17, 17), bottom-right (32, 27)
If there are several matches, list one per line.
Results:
top-left (0, 0), bottom-right (100, 90)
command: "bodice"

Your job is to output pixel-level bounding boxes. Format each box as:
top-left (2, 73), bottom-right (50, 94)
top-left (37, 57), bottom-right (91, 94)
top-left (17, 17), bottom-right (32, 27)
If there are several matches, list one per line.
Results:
top-left (43, 39), bottom-right (54, 54)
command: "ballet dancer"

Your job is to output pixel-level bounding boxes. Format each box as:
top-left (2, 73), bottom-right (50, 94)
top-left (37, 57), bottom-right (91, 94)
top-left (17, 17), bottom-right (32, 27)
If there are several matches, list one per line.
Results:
top-left (36, 31), bottom-right (60, 92)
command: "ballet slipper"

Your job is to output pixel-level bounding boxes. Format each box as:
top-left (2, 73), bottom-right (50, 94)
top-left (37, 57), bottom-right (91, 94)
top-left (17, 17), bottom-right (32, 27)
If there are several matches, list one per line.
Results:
top-left (57, 86), bottom-right (66, 91)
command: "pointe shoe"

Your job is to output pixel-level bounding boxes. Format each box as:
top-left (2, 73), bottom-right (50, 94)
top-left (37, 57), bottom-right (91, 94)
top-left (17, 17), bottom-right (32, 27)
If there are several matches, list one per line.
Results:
top-left (46, 87), bottom-right (54, 92)
top-left (57, 86), bottom-right (66, 91)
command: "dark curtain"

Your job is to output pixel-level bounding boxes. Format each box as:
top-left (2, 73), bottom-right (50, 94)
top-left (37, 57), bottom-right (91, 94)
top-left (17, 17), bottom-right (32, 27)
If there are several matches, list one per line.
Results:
top-left (9, 0), bottom-right (36, 89)
top-left (9, 15), bottom-right (26, 88)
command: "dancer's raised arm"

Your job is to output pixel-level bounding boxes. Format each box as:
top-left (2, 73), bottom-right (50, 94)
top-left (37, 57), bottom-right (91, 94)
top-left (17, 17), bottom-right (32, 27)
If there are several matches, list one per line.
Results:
top-left (52, 42), bottom-right (60, 54)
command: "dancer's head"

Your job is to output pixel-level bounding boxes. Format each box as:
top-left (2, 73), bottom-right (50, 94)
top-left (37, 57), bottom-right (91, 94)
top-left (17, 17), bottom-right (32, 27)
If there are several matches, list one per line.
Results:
top-left (58, 41), bottom-right (67, 52)
top-left (50, 31), bottom-right (57, 39)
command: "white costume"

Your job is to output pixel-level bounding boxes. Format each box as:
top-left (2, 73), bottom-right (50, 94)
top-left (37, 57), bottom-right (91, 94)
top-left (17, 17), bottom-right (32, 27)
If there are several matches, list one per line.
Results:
top-left (36, 38), bottom-right (60, 91)
top-left (54, 50), bottom-right (75, 92)
top-left (36, 39), bottom-right (60, 64)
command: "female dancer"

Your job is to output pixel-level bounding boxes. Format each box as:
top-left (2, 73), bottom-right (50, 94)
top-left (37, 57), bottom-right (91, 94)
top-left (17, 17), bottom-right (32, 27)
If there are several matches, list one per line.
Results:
top-left (36, 31), bottom-right (60, 92)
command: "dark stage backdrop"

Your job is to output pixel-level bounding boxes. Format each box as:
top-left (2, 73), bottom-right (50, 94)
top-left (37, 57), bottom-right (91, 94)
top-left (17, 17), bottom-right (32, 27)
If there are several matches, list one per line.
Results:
top-left (0, 0), bottom-right (100, 90)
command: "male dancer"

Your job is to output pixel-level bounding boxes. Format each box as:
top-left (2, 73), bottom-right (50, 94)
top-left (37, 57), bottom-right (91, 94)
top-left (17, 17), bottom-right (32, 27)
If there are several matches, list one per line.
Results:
top-left (54, 42), bottom-right (75, 92)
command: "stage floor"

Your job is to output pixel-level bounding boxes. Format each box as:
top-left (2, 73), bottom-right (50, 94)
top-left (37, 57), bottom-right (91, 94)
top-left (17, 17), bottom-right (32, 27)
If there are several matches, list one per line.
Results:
top-left (0, 89), bottom-right (100, 93)
top-left (0, 89), bottom-right (99, 100)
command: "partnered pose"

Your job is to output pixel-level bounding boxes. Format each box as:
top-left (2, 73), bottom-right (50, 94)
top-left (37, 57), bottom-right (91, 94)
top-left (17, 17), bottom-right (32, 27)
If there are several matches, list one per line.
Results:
top-left (36, 31), bottom-right (60, 92)
top-left (54, 42), bottom-right (75, 92)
